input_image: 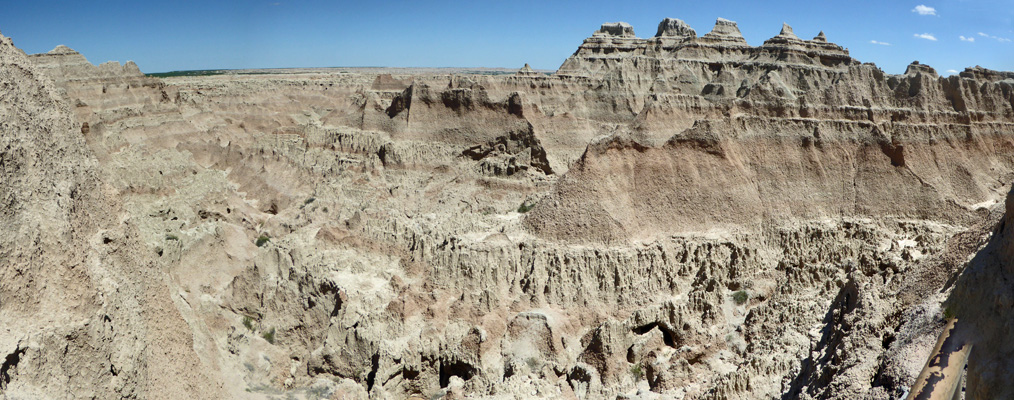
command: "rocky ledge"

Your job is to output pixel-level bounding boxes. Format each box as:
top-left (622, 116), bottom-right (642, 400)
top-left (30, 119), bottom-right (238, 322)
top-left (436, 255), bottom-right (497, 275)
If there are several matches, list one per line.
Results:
top-left (558, 18), bottom-right (855, 77)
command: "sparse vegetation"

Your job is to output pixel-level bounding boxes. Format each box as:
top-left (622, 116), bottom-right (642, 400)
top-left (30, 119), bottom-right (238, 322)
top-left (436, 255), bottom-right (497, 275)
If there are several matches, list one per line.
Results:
top-left (305, 385), bottom-right (333, 400)
top-left (145, 69), bottom-right (227, 78)
top-left (461, 70), bottom-right (514, 76)
top-left (733, 290), bottom-right (749, 305)
top-left (262, 327), bottom-right (276, 344)
top-left (255, 235), bottom-right (270, 247)
top-left (630, 364), bottom-right (644, 380)
top-left (525, 357), bottom-right (541, 371)
top-left (517, 203), bottom-right (535, 213)
top-left (165, 234), bottom-right (179, 241)
top-left (943, 304), bottom-right (957, 320)
top-left (242, 315), bottom-right (254, 330)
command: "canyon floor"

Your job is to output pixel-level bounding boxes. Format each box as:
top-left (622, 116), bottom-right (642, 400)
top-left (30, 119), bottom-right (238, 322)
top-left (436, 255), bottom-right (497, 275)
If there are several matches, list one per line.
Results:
top-left (2, 17), bottom-right (1014, 400)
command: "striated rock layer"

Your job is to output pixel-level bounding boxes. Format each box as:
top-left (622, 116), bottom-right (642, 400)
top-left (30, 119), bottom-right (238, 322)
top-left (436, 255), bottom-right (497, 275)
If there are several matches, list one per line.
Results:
top-left (1, 17), bottom-right (1013, 400)
top-left (0, 32), bottom-right (221, 399)
top-left (946, 184), bottom-right (1014, 399)
top-left (533, 18), bottom-right (1014, 244)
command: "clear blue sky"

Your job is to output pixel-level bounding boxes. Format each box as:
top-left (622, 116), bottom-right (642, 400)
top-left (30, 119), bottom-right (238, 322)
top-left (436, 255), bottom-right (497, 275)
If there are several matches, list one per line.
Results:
top-left (1, 0), bottom-right (1011, 74)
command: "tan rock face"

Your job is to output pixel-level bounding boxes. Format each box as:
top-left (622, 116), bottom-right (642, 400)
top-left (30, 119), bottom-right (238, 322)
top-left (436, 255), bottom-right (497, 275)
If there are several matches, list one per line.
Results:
top-left (655, 18), bottom-right (696, 39)
top-left (946, 186), bottom-right (1014, 399)
top-left (594, 22), bottom-right (636, 38)
top-left (535, 18), bottom-right (1014, 244)
top-left (701, 18), bottom-right (750, 47)
top-left (1, 17), bottom-right (1013, 399)
top-left (0, 35), bottom-right (221, 399)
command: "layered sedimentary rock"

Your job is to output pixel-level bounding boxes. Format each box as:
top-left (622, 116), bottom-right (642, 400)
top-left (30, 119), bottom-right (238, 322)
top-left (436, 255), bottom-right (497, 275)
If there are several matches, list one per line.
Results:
top-left (596, 22), bottom-right (636, 38)
top-left (945, 185), bottom-right (1014, 399)
top-left (2, 16), bottom-right (1014, 400)
top-left (560, 18), bottom-right (856, 73)
top-left (0, 33), bottom-right (220, 399)
top-left (516, 63), bottom-right (540, 76)
top-left (29, 44), bottom-right (143, 79)
top-left (699, 18), bottom-right (750, 47)
top-left (655, 17), bottom-right (697, 39)
top-left (533, 18), bottom-right (1014, 244)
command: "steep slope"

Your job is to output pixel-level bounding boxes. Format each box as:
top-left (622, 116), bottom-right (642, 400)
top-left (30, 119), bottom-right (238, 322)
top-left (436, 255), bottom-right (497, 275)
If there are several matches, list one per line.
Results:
top-left (527, 19), bottom-right (1014, 244)
top-left (4, 16), bottom-right (1014, 400)
top-left (946, 185), bottom-right (1014, 399)
top-left (0, 33), bottom-right (221, 399)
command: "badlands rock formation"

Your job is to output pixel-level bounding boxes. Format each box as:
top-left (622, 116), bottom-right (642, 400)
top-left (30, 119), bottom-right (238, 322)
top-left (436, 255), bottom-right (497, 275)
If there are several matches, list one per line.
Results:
top-left (1, 17), bottom-right (1013, 400)
top-left (0, 32), bottom-right (220, 399)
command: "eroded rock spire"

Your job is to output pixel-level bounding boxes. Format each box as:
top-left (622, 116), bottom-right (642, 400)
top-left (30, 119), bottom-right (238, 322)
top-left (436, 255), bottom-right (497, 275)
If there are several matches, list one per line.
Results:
top-left (700, 18), bottom-right (748, 46)
top-left (655, 18), bottom-right (696, 39)
top-left (778, 23), bottom-right (799, 39)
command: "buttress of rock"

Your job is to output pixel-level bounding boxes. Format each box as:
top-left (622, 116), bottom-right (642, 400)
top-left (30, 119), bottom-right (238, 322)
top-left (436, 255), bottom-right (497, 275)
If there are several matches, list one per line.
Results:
top-left (593, 22), bottom-right (636, 38)
top-left (775, 23), bottom-right (800, 40)
top-left (762, 22), bottom-right (808, 46)
top-left (905, 61), bottom-right (939, 77)
top-left (516, 63), bottom-right (539, 76)
top-left (700, 18), bottom-right (749, 46)
top-left (654, 18), bottom-right (696, 39)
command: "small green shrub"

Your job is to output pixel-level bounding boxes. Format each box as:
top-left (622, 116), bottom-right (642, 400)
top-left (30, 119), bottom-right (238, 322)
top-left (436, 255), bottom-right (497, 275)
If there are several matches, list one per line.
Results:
top-left (517, 203), bottom-right (534, 213)
top-left (242, 315), bottom-right (254, 330)
top-left (943, 304), bottom-right (957, 320)
top-left (262, 327), bottom-right (276, 344)
top-left (732, 290), bottom-right (749, 305)
top-left (255, 235), bottom-right (270, 247)
top-left (630, 364), bottom-right (644, 380)
top-left (165, 234), bottom-right (179, 241)
top-left (306, 385), bottom-right (332, 400)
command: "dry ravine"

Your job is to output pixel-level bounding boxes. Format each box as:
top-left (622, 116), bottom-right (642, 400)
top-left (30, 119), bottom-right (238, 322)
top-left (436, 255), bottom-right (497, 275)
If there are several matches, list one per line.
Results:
top-left (2, 17), bottom-right (1013, 400)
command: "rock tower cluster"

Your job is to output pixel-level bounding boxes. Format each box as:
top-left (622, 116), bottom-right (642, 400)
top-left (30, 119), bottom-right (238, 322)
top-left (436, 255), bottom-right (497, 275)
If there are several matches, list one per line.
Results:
top-left (559, 18), bottom-right (855, 77)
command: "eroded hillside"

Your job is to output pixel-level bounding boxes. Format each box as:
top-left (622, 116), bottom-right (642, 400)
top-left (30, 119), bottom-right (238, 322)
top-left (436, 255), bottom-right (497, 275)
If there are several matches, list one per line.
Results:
top-left (2, 17), bottom-right (1013, 399)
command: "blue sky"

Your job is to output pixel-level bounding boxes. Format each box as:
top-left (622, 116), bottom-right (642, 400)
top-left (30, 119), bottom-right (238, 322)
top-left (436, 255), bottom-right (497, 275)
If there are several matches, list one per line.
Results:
top-left (1, 0), bottom-right (1011, 74)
